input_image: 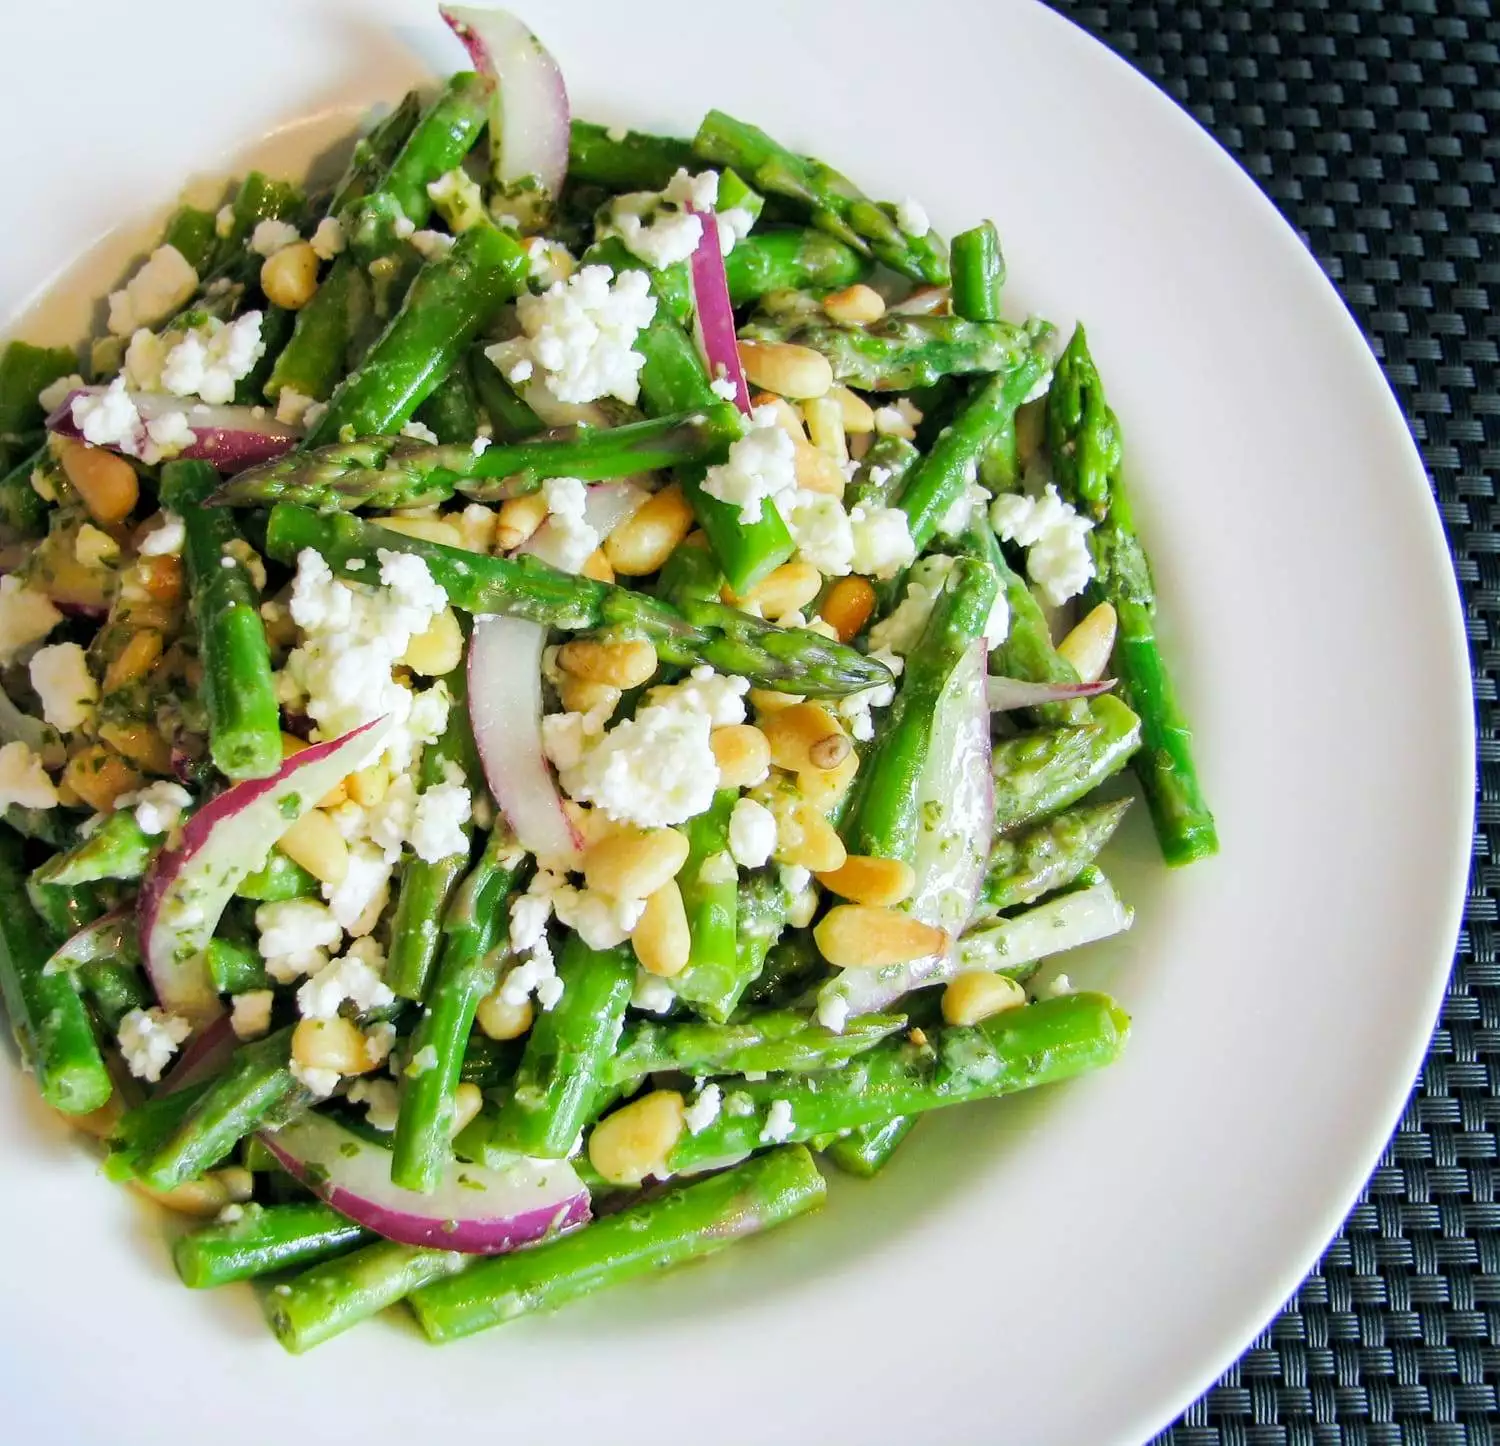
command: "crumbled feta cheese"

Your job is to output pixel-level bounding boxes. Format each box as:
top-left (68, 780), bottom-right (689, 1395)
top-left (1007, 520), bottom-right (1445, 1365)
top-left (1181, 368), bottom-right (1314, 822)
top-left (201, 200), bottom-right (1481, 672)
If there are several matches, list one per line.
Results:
top-left (71, 376), bottom-right (142, 454)
top-left (990, 484), bottom-right (1096, 606)
top-left (872, 398), bottom-right (923, 438)
top-left (410, 777), bottom-right (471, 862)
top-left (552, 884), bottom-right (647, 950)
top-left (400, 419), bottom-right (440, 445)
top-left (347, 1077), bottom-right (400, 1131)
top-left (37, 373), bottom-right (85, 415)
top-left (392, 213), bottom-right (416, 240)
top-left (540, 475), bottom-right (601, 573)
top-left (426, 168), bottom-right (486, 232)
top-left (28, 642), bottom-right (97, 733)
top-left (522, 236), bottom-right (576, 289)
top-left (116, 779), bottom-right (191, 836)
top-left (117, 1007), bottom-right (192, 1083)
top-left (406, 1044), bottom-right (439, 1077)
top-left (230, 989), bottom-right (275, 1041)
top-left (0, 577), bottom-right (62, 663)
top-left (610, 196), bottom-right (704, 271)
top-left (759, 1098), bottom-right (796, 1144)
top-left (275, 387), bottom-right (317, 427)
top-left (290, 1060), bottom-right (340, 1097)
top-left (364, 1020), bottom-right (397, 1068)
top-left (107, 245), bottom-right (198, 337)
top-left (709, 375), bottom-right (740, 403)
top-left (778, 864), bottom-right (812, 897)
top-left (249, 219), bottom-right (301, 257)
top-left (848, 504), bottom-right (915, 580)
top-left (506, 356), bottom-right (535, 384)
top-left (895, 198), bottom-right (931, 237)
top-left (645, 665), bottom-right (750, 728)
top-left (147, 311), bottom-right (268, 406)
top-left (310, 215), bottom-right (346, 260)
top-left (631, 968), bottom-right (676, 1013)
top-left (867, 554), bottom-right (957, 656)
top-left (983, 589), bottom-right (1011, 649)
top-left (0, 741), bottom-right (57, 811)
top-left (788, 883), bottom-right (819, 929)
top-left (409, 229), bottom-right (455, 261)
top-left (144, 409), bottom-right (195, 460)
top-left (728, 797), bottom-right (777, 869)
top-left (500, 942), bottom-right (561, 1010)
top-left (785, 489), bottom-right (855, 576)
top-left (716, 207), bottom-right (755, 256)
top-left (683, 1082), bottom-right (723, 1135)
top-left (816, 993), bottom-right (850, 1035)
top-left (663, 168), bottom-right (720, 214)
top-left (497, 264), bottom-right (657, 406)
top-left (835, 647), bottom-right (902, 742)
top-left (325, 841), bottom-right (392, 935)
top-left (217, 1203), bottom-right (245, 1225)
top-left (700, 406), bottom-right (798, 524)
top-left (256, 898), bottom-right (343, 982)
top-left (296, 942), bottom-right (395, 1020)
top-left (936, 473), bottom-right (990, 539)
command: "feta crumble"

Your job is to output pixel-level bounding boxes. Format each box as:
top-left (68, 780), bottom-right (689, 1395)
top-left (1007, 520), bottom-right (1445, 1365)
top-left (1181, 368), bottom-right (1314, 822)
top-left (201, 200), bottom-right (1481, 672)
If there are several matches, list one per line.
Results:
top-left (759, 1098), bottom-right (796, 1144)
top-left (0, 741), bottom-right (57, 811)
top-left (347, 1077), bottom-right (400, 1131)
top-left (410, 229), bottom-right (455, 261)
top-left (275, 387), bottom-right (317, 427)
top-left (989, 484), bottom-right (1096, 606)
top-left (816, 993), bottom-right (850, 1035)
top-left (409, 776), bottom-right (472, 862)
top-left (406, 1044), bottom-right (440, 1077)
top-left (399, 419), bottom-right (440, 445)
top-left (867, 554), bottom-right (956, 656)
top-left (0, 576), bottom-right (62, 663)
top-left (106, 245), bottom-right (198, 337)
top-left (785, 489), bottom-right (855, 576)
top-left (683, 1082), bottom-right (723, 1135)
top-left (230, 989), bottom-right (275, 1041)
top-left (71, 376), bottom-right (143, 455)
top-left (117, 1007), bottom-right (192, 1083)
top-left (540, 476), bottom-right (601, 573)
top-left (28, 642), bottom-right (97, 732)
top-left (728, 797), bottom-right (777, 870)
top-left (37, 373), bottom-right (85, 414)
top-left (310, 216), bottom-right (346, 260)
top-left (116, 779), bottom-right (192, 836)
top-left (848, 505), bottom-right (916, 581)
top-left (256, 898), bottom-right (343, 983)
top-left (290, 1061), bottom-right (340, 1098)
top-left (249, 218), bottom-right (301, 257)
top-left (895, 198), bottom-right (931, 237)
top-left (325, 842), bottom-right (393, 935)
top-left (700, 406), bottom-right (798, 524)
top-left (128, 311), bottom-right (267, 406)
top-left (296, 938), bottom-right (395, 1020)
top-left (631, 968), bottom-right (676, 1013)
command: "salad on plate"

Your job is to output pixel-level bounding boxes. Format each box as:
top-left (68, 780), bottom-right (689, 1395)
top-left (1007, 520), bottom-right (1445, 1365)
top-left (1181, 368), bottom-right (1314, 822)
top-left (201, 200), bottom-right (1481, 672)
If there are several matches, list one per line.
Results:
top-left (0, 4), bottom-right (1214, 1352)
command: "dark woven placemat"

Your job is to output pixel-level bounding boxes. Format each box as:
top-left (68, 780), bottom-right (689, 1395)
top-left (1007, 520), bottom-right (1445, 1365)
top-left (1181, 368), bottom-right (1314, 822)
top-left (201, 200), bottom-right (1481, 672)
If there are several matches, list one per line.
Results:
top-left (1043, 0), bottom-right (1498, 1440)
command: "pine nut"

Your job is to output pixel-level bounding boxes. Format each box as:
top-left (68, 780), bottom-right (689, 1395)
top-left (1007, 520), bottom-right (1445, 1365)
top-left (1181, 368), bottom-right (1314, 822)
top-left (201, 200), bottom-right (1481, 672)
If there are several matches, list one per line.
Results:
top-left (135, 1166), bottom-right (257, 1218)
top-left (603, 483), bottom-right (695, 576)
top-left (581, 548), bottom-right (615, 583)
top-left (451, 1082), bottom-right (484, 1137)
top-left (97, 721), bottom-right (173, 775)
top-left (375, 514), bottom-right (464, 548)
top-left (588, 1089), bottom-right (685, 1186)
top-left (941, 971), bottom-right (1027, 1027)
top-left (291, 1016), bottom-right (371, 1075)
top-left (260, 241), bottom-right (321, 310)
top-left (753, 395), bottom-right (808, 440)
top-left (102, 628), bottom-right (163, 693)
top-left (761, 702), bottom-right (849, 773)
top-left (738, 340), bottom-right (833, 400)
top-left (1057, 602), bottom-right (1118, 685)
top-left (820, 575), bottom-right (877, 642)
top-left (773, 797), bottom-right (848, 873)
top-left (749, 687), bottom-right (802, 716)
top-left (823, 284), bottom-right (886, 325)
top-left (278, 808), bottom-right (350, 886)
top-left (801, 396), bottom-right (849, 465)
top-left (814, 905), bottom-right (948, 968)
top-left (494, 492), bottom-right (549, 551)
top-left (477, 986), bottom-right (534, 1041)
top-left (63, 744), bottom-right (142, 813)
top-left (585, 827), bottom-right (690, 901)
top-left (793, 435), bottom-right (847, 495)
top-left (138, 553), bottom-right (183, 603)
top-left (816, 854), bottom-right (915, 906)
top-left (710, 724), bottom-right (771, 789)
top-left (632, 879), bottom-right (691, 977)
top-left (57, 438), bottom-right (139, 524)
top-left (557, 638), bottom-right (658, 688)
top-left (795, 750), bottom-right (860, 812)
top-left (829, 385), bottom-right (876, 435)
top-left (557, 676), bottom-right (622, 718)
top-left (733, 561), bottom-right (822, 622)
top-left (401, 606), bottom-right (463, 676)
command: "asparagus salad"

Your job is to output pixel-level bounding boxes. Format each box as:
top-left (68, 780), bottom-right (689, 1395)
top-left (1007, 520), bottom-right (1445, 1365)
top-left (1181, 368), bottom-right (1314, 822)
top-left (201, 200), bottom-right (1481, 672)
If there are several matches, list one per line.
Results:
top-left (0, 5), bottom-right (1214, 1351)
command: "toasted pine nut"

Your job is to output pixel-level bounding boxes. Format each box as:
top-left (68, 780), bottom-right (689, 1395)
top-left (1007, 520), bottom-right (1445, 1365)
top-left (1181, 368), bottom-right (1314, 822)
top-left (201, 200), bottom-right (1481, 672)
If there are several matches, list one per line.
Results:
top-left (260, 242), bottom-right (320, 310)
top-left (761, 702), bottom-right (849, 773)
top-left (401, 606), bottom-right (464, 676)
top-left (749, 687), bottom-right (802, 716)
top-left (710, 724), bottom-right (771, 789)
top-left (102, 629), bottom-right (163, 694)
top-left (801, 396), bottom-right (849, 466)
top-left (63, 744), bottom-right (142, 812)
top-left (557, 638), bottom-right (658, 689)
top-left (734, 561), bottom-right (822, 622)
top-left (580, 548), bottom-right (615, 583)
top-left (632, 878), bottom-right (691, 977)
top-left (292, 1016), bottom-right (370, 1075)
top-left (793, 436), bottom-right (847, 495)
top-left (278, 808), bottom-right (350, 886)
top-left (820, 575), bottom-right (877, 642)
top-left (738, 340), bottom-right (833, 400)
top-left (816, 854), bottom-right (915, 906)
top-left (59, 1092), bottom-right (125, 1140)
top-left (457, 503), bottom-right (498, 554)
top-left (494, 492), bottom-right (550, 551)
top-left (1057, 602), bottom-right (1118, 685)
top-left (451, 1082), bottom-right (484, 1137)
top-left (557, 676), bottom-right (622, 718)
top-left (376, 514), bottom-right (464, 548)
top-left (133, 1166), bottom-right (256, 1218)
top-left (773, 797), bottom-right (848, 873)
top-left (588, 1089), bottom-right (685, 1185)
top-left (283, 734), bottom-right (347, 808)
top-left (753, 395), bottom-right (807, 440)
top-left (477, 987), bottom-right (535, 1041)
top-left (796, 750), bottom-right (860, 812)
top-left (97, 722), bottom-right (173, 775)
top-left (823, 283), bottom-right (886, 325)
top-left (603, 484), bottom-right (695, 576)
top-left (814, 905), bottom-right (948, 968)
top-left (57, 438), bottom-right (138, 524)
top-left (829, 385), bottom-right (876, 435)
top-left (137, 553), bottom-right (183, 604)
top-left (586, 826), bottom-right (690, 901)
top-left (941, 971), bottom-right (1028, 1027)
top-left (347, 765), bottom-right (389, 807)
top-left (681, 529), bottom-right (710, 550)
top-left (1015, 399), bottom-right (1046, 468)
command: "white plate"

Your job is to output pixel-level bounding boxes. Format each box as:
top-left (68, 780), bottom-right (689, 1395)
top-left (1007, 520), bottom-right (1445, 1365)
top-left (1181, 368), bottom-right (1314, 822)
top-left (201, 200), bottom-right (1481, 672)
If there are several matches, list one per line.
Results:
top-left (0, 2), bottom-right (1472, 1442)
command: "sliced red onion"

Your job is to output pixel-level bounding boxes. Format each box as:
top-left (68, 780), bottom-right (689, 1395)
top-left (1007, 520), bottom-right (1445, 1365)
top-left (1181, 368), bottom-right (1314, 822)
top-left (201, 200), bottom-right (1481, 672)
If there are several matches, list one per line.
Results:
top-left (48, 388), bottom-right (299, 473)
top-left (684, 204), bottom-right (752, 415)
top-left (515, 480), bottom-right (650, 569)
top-left (137, 717), bottom-right (392, 1026)
top-left (260, 1110), bottom-right (590, 1254)
top-left (888, 285), bottom-right (951, 316)
top-left (0, 683), bottom-right (64, 767)
top-left (441, 5), bottom-right (570, 226)
top-left (818, 642), bottom-right (993, 1019)
top-left (54, 599), bottom-right (109, 622)
top-left (41, 907), bottom-right (139, 976)
top-left (985, 674), bottom-right (1115, 712)
top-left (159, 1014), bottom-right (237, 1095)
top-left (468, 615), bottom-right (582, 865)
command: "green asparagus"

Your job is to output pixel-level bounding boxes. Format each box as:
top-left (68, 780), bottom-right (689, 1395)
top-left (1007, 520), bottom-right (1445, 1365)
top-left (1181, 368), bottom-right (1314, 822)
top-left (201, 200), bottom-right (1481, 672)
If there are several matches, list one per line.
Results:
top-left (568, 121), bottom-right (694, 193)
top-left (668, 789), bottom-right (739, 1018)
top-left (724, 228), bottom-right (871, 306)
top-left (174, 1201), bottom-right (369, 1289)
top-left (160, 206), bottom-right (219, 274)
top-left (234, 850), bottom-right (320, 902)
top-left (326, 91), bottom-right (424, 216)
top-left (825, 1116), bottom-right (916, 1178)
top-left (0, 341), bottom-right (76, 468)
top-left (975, 798), bottom-right (1131, 918)
top-left (949, 221), bottom-right (1004, 322)
top-left (672, 862), bottom-right (785, 1024)
top-left (844, 434), bottom-right (920, 512)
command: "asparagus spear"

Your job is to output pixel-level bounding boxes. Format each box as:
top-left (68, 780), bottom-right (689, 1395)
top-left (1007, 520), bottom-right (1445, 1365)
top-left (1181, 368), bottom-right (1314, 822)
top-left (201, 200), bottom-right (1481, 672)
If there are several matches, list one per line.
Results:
top-left (0, 341), bottom-right (76, 468)
top-left (723, 229), bottom-right (871, 306)
top-left (1048, 325), bottom-right (1218, 866)
top-left (326, 90), bottom-right (424, 217)
top-left (161, 460), bottom-right (281, 780)
top-left (263, 260), bottom-right (370, 404)
top-left (668, 993), bottom-right (1128, 1171)
top-left (212, 403), bottom-right (745, 511)
top-left (263, 503), bottom-right (892, 697)
top-left (741, 928), bottom-right (822, 1010)
top-left (479, 937), bottom-right (635, 1161)
top-left (568, 121), bottom-right (694, 192)
top-left (2, 801), bottom-right (77, 850)
top-left (160, 206), bottom-right (219, 274)
top-left (414, 363), bottom-right (483, 445)
top-left (79, 958), bottom-right (152, 1032)
top-left (206, 934), bottom-right (269, 995)
top-left (212, 171), bottom-right (307, 270)
top-left (974, 798), bottom-right (1131, 919)
top-left (410, 1145), bottom-right (826, 1342)
top-left (234, 850), bottom-right (319, 902)
top-left (991, 693), bottom-right (1141, 832)
top-left (955, 877), bottom-right (1133, 979)
top-left (0, 828), bottom-right (112, 1114)
top-left (693, 112), bottom-right (947, 284)
top-left (266, 1237), bottom-right (468, 1353)
top-left (174, 1201), bottom-right (369, 1289)
top-left (948, 221), bottom-right (1005, 323)
top-left (0, 445), bottom-right (47, 539)
top-left (739, 313), bottom-right (1039, 393)
top-left (301, 223), bottom-right (528, 450)
top-left (843, 556), bottom-right (998, 865)
top-left (671, 863), bottom-right (784, 1024)
top-left (844, 434), bottom-right (919, 512)
top-left (391, 828), bottom-right (525, 1192)
top-left (468, 343), bottom-right (545, 441)
top-left (824, 1116), bottom-right (916, 1178)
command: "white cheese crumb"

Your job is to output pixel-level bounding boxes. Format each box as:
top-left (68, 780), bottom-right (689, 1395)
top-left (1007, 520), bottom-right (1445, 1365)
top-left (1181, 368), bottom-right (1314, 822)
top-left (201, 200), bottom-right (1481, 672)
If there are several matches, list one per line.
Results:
top-left (400, 419), bottom-right (440, 445)
top-left (256, 898), bottom-right (343, 982)
top-left (683, 1082), bottom-right (723, 1135)
top-left (1043, 973), bottom-right (1075, 998)
top-left (990, 484), bottom-right (1096, 606)
top-left (895, 198), bottom-right (931, 237)
top-left (539, 475), bottom-right (602, 573)
top-left (310, 216), bottom-right (346, 260)
top-left (409, 229), bottom-right (455, 262)
top-left (290, 1060), bottom-right (340, 1098)
top-left (0, 740), bottom-right (58, 811)
top-left (296, 940), bottom-right (395, 1020)
top-left (37, 373), bottom-right (85, 415)
top-left (759, 1098), bottom-right (796, 1144)
top-left (324, 842), bottom-right (392, 936)
top-left (71, 376), bottom-right (143, 455)
top-left (106, 245), bottom-right (198, 337)
top-left (0, 576), bottom-right (62, 663)
top-left (230, 989), bottom-right (275, 1041)
top-left (787, 884), bottom-right (819, 929)
top-left (249, 218), bottom-right (301, 257)
top-left (29, 642), bottom-right (97, 733)
top-left (816, 993), bottom-right (850, 1035)
top-left (785, 489), bottom-right (855, 576)
top-left (406, 1043), bottom-right (439, 1077)
top-left (700, 406), bottom-right (798, 524)
top-left (410, 778), bottom-right (471, 862)
top-left (116, 779), bottom-right (192, 836)
top-left (631, 968), bottom-right (676, 1014)
top-left (347, 1077), bottom-right (400, 1131)
top-left (275, 387), bottom-right (317, 427)
top-left (868, 554), bottom-right (957, 656)
top-left (727, 797), bottom-right (777, 869)
top-left (117, 1007), bottom-right (192, 1083)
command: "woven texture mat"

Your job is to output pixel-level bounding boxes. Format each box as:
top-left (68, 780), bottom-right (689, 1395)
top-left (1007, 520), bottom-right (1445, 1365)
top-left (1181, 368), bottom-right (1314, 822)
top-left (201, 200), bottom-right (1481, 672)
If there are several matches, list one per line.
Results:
top-left (1045, 0), bottom-right (1498, 1439)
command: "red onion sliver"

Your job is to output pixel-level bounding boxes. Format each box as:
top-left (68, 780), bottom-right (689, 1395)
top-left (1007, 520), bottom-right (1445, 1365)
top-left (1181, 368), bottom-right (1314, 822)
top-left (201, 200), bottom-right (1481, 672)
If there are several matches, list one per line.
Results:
top-left (985, 674), bottom-right (1115, 712)
top-left (685, 204), bottom-right (752, 415)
